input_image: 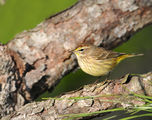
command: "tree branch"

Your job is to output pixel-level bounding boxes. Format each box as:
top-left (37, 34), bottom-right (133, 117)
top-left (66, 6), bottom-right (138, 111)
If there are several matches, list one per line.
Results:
top-left (0, 0), bottom-right (152, 117)
top-left (2, 72), bottom-right (152, 120)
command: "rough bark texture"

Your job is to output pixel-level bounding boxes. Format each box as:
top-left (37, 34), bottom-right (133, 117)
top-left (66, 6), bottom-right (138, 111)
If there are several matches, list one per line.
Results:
top-left (2, 72), bottom-right (152, 120)
top-left (0, 45), bottom-right (24, 117)
top-left (0, 0), bottom-right (152, 118)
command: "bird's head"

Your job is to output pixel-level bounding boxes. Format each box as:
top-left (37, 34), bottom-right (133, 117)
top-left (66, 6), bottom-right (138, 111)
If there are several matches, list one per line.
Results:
top-left (73, 45), bottom-right (93, 58)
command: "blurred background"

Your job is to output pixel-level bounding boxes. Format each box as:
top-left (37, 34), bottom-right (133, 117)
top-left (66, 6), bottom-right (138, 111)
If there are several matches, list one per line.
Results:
top-left (0, 0), bottom-right (77, 44)
top-left (0, 0), bottom-right (152, 119)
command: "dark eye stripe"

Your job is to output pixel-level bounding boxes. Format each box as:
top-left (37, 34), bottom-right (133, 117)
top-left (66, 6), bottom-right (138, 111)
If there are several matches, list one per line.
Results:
top-left (79, 49), bottom-right (84, 51)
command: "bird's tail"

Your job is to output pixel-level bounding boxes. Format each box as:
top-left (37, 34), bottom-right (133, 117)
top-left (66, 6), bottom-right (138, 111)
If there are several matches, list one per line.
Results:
top-left (116, 53), bottom-right (143, 64)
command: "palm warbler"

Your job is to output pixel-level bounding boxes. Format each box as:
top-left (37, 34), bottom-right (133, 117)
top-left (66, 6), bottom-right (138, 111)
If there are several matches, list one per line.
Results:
top-left (73, 45), bottom-right (143, 76)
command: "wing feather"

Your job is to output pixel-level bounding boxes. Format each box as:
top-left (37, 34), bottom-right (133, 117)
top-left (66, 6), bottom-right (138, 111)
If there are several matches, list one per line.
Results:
top-left (90, 47), bottom-right (125, 60)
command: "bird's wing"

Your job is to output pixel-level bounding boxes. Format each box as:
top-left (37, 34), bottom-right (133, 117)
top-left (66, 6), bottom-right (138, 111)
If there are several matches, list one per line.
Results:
top-left (106, 51), bottom-right (125, 59)
top-left (92, 48), bottom-right (125, 60)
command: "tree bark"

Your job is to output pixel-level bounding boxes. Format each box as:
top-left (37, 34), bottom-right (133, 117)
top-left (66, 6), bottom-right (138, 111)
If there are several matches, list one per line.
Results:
top-left (2, 72), bottom-right (152, 120)
top-left (0, 0), bottom-right (152, 118)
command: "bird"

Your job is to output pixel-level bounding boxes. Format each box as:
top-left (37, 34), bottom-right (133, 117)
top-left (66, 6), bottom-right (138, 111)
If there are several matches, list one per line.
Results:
top-left (73, 45), bottom-right (143, 77)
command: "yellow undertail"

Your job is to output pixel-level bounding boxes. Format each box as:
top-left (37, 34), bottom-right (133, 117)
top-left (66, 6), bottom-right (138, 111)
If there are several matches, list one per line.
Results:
top-left (116, 53), bottom-right (143, 64)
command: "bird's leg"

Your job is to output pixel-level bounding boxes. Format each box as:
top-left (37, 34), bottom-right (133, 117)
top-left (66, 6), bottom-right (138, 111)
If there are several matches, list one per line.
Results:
top-left (93, 72), bottom-right (111, 84)
top-left (93, 76), bottom-right (102, 84)
top-left (105, 72), bottom-right (111, 81)
top-left (99, 72), bottom-right (111, 85)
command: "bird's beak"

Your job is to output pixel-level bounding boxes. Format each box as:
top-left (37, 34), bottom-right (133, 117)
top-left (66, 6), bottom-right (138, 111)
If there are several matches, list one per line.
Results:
top-left (73, 50), bottom-right (76, 54)
top-left (73, 50), bottom-right (78, 55)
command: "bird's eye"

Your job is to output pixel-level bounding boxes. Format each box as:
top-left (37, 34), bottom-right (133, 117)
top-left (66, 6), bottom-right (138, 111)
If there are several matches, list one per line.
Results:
top-left (79, 48), bottom-right (84, 51)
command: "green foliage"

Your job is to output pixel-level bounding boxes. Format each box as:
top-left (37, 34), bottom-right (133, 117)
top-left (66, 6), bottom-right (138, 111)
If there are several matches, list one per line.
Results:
top-left (61, 108), bottom-right (124, 120)
top-left (43, 93), bottom-right (152, 120)
top-left (114, 25), bottom-right (152, 53)
top-left (0, 0), bottom-right (77, 44)
top-left (120, 113), bottom-right (152, 120)
top-left (43, 94), bottom-right (122, 103)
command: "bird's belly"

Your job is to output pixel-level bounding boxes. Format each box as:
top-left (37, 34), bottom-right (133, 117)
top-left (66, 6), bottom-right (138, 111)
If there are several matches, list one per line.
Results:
top-left (78, 60), bottom-right (114, 76)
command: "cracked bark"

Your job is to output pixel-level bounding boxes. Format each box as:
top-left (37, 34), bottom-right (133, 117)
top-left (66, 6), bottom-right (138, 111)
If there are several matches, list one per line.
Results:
top-left (2, 72), bottom-right (152, 120)
top-left (0, 0), bottom-right (152, 118)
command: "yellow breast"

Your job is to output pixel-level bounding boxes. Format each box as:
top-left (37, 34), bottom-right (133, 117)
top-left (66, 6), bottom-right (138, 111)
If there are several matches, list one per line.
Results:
top-left (78, 57), bottom-right (116, 76)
